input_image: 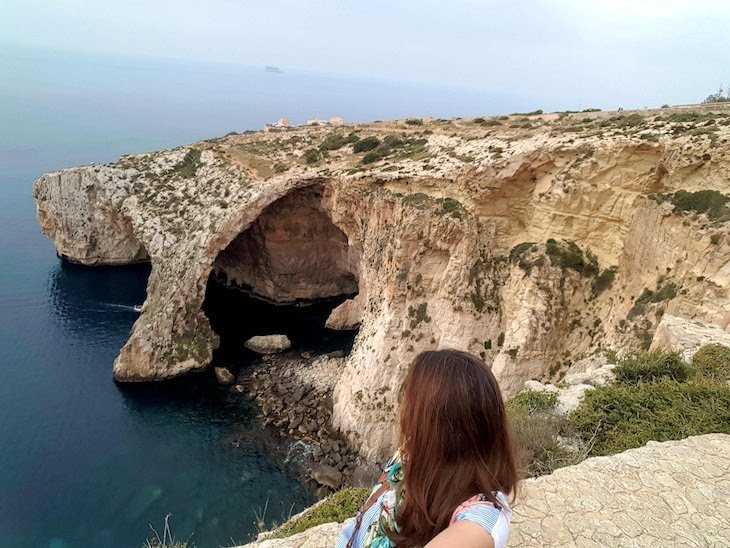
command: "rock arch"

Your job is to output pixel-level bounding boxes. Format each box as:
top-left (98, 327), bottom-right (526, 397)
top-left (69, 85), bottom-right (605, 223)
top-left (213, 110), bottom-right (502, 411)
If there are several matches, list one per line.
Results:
top-left (209, 185), bottom-right (359, 304)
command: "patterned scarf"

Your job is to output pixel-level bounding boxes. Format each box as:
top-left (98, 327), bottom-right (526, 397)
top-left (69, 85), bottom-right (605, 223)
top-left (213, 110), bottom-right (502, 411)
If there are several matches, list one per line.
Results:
top-left (361, 451), bottom-right (404, 547)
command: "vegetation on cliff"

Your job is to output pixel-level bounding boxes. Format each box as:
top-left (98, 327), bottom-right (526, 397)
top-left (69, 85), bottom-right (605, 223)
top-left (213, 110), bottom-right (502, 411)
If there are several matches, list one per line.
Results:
top-left (267, 488), bottom-right (369, 539)
top-left (570, 347), bottom-right (730, 456)
top-left (651, 189), bottom-right (730, 223)
top-left (510, 346), bottom-right (730, 474)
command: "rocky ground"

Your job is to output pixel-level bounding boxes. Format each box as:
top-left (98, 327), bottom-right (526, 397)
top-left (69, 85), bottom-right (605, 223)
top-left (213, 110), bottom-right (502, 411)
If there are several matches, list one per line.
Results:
top-left (241, 434), bottom-right (730, 547)
top-left (235, 351), bottom-right (381, 496)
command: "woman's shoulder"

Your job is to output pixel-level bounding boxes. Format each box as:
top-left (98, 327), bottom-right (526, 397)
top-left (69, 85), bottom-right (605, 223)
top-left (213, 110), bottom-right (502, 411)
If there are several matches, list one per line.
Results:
top-left (450, 492), bottom-right (511, 548)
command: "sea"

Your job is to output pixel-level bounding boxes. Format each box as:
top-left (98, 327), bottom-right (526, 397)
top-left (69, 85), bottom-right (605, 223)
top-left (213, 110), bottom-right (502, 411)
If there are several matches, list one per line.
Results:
top-left (0, 46), bottom-right (517, 547)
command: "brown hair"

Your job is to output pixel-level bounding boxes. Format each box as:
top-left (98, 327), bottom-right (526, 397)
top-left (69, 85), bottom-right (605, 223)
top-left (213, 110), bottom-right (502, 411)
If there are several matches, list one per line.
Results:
top-left (387, 349), bottom-right (518, 547)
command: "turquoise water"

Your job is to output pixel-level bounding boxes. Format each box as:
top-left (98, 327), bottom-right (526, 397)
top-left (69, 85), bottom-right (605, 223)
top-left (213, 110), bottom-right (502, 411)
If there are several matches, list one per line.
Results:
top-left (0, 48), bottom-right (512, 547)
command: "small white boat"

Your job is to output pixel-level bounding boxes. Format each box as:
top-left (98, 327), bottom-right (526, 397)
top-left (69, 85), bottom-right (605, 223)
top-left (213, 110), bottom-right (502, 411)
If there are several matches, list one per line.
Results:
top-left (133, 304), bottom-right (143, 312)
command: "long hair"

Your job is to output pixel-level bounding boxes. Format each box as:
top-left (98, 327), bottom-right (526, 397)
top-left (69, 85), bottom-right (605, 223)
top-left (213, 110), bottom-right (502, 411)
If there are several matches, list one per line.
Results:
top-left (387, 349), bottom-right (518, 547)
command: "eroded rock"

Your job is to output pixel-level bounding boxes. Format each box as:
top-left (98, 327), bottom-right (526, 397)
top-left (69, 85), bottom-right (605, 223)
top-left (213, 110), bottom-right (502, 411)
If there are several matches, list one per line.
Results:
top-left (325, 294), bottom-right (364, 331)
top-left (310, 462), bottom-right (342, 489)
top-left (214, 366), bottom-right (235, 385)
top-left (245, 335), bottom-right (292, 354)
top-left (650, 313), bottom-right (730, 361)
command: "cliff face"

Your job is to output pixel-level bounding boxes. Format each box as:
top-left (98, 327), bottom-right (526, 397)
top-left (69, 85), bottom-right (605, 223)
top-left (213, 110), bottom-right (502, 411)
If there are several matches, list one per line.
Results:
top-left (34, 105), bottom-right (730, 459)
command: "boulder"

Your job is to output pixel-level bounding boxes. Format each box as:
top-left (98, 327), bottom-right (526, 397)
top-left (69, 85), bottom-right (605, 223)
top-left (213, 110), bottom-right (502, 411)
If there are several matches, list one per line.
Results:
top-left (310, 463), bottom-right (342, 489)
top-left (351, 463), bottom-right (381, 488)
top-left (245, 334), bottom-right (292, 354)
top-left (325, 294), bottom-right (363, 331)
top-left (214, 366), bottom-right (236, 385)
top-left (650, 314), bottom-right (730, 362)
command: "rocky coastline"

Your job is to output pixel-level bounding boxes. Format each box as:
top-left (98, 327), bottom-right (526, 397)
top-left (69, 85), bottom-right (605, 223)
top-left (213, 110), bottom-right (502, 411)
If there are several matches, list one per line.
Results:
top-left (233, 350), bottom-right (381, 496)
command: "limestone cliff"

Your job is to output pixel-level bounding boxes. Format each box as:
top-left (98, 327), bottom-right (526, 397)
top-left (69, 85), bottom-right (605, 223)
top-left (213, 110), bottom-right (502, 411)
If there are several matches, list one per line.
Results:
top-left (34, 105), bottom-right (730, 459)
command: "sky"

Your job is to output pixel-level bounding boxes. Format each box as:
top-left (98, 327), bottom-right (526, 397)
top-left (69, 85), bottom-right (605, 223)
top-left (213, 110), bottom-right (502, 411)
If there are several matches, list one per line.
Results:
top-left (2, 0), bottom-right (730, 110)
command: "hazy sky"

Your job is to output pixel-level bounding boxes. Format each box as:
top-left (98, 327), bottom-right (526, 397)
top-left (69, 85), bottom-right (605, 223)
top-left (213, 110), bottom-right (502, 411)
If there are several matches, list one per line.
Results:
top-left (2, 0), bottom-right (729, 110)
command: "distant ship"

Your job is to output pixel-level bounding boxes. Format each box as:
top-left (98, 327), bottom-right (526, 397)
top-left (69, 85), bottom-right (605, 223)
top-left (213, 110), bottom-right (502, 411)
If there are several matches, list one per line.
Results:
top-left (265, 65), bottom-right (283, 73)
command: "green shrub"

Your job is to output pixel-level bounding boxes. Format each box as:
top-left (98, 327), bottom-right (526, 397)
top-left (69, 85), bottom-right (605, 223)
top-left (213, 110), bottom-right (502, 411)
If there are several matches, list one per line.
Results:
top-left (653, 190), bottom-right (730, 223)
top-left (510, 109), bottom-right (543, 116)
top-left (570, 378), bottom-right (730, 456)
top-left (545, 240), bottom-right (598, 277)
top-left (304, 149), bottom-right (320, 164)
top-left (270, 488), bottom-right (370, 538)
top-left (693, 344), bottom-right (730, 382)
top-left (174, 149), bottom-right (202, 178)
top-left (509, 242), bottom-right (536, 263)
top-left (352, 136), bottom-right (381, 153)
top-left (473, 117), bottom-right (486, 124)
top-left (508, 391), bottom-right (584, 477)
top-left (604, 113), bottom-right (645, 128)
top-left (627, 282), bottom-right (678, 319)
top-left (593, 266), bottom-right (617, 296)
top-left (703, 93), bottom-right (730, 104)
top-left (508, 390), bottom-right (558, 416)
top-left (614, 351), bottom-right (690, 384)
top-left (402, 192), bottom-right (430, 208)
top-left (319, 132), bottom-right (359, 151)
top-left (438, 197), bottom-right (465, 219)
top-left (362, 151), bottom-right (382, 164)
top-left (405, 118), bottom-right (423, 126)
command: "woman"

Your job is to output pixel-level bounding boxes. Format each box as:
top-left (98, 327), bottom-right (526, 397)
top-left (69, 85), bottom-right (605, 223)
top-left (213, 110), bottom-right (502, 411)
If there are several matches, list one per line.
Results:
top-left (337, 349), bottom-right (518, 548)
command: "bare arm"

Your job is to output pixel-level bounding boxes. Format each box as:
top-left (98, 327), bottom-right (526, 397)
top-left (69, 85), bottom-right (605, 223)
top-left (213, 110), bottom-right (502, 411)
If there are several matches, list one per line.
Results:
top-left (425, 520), bottom-right (495, 548)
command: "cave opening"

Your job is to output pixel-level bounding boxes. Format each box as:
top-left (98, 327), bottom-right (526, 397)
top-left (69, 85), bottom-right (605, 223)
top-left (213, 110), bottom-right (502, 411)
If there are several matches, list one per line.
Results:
top-left (203, 186), bottom-right (360, 368)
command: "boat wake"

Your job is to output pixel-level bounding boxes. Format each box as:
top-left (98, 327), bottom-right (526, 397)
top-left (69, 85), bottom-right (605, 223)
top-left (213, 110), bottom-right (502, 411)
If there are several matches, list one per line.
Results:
top-left (104, 303), bottom-right (141, 312)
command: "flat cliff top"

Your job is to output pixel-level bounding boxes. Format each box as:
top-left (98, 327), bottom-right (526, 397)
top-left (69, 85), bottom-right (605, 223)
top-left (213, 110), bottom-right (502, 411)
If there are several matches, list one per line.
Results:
top-left (241, 434), bottom-right (730, 547)
top-left (108, 102), bottom-right (730, 184)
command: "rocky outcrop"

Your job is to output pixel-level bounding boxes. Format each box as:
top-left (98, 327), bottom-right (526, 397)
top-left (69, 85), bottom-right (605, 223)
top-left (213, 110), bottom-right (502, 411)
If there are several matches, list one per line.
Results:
top-left (310, 463), bottom-right (343, 489)
top-left (240, 434), bottom-right (730, 547)
top-left (33, 169), bottom-right (149, 265)
top-left (245, 521), bottom-right (347, 548)
top-left (34, 105), bottom-right (730, 459)
top-left (325, 294), bottom-right (364, 331)
top-left (508, 434), bottom-right (730, 546)
top-left (650, 313), bottom-right (730, 361)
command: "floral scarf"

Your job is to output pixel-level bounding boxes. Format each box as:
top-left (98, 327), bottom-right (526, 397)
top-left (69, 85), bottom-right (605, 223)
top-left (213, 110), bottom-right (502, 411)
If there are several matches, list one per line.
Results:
top-left (361, 451), bottom-right (404, 547)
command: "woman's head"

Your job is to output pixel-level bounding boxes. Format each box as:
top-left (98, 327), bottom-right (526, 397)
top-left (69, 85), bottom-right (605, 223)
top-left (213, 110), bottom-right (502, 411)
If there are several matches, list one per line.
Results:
top-left (390, 349), bottom-right (518, 546)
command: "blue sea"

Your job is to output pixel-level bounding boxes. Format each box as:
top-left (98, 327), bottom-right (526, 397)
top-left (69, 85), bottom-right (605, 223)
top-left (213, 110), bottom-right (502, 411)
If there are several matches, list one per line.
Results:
top-left (0, 47), bottom-right (515, 547)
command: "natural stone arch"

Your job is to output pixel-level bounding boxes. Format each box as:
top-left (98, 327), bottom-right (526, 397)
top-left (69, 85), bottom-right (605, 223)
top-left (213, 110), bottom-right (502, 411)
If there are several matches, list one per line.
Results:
top-left (208, 184), bottom-right (359, 304)
top-left (114, 177), bottom-right (333, 381)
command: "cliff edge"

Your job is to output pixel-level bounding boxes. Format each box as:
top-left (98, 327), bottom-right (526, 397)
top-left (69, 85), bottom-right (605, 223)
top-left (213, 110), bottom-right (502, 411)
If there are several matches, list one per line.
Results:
top-left (241, 434), bottom-right (730, 547)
